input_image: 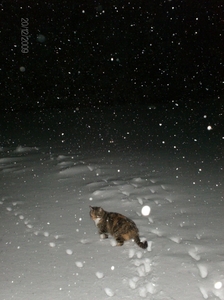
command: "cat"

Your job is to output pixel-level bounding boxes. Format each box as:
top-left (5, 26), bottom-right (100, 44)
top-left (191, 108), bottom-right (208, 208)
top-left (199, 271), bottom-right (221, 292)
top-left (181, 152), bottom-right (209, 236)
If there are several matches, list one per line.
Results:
top-left (89, 206), bottom-right (148, 249)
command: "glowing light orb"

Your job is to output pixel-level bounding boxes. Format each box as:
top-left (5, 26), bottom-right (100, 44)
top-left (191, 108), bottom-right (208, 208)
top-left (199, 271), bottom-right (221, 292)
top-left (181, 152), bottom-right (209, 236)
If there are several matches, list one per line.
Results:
top-left (20, 66), bottom-right (25, 72)
top-left (141, 206), bottom-right (151, 216)
top-left (214, 281), bottom-right (222, 289)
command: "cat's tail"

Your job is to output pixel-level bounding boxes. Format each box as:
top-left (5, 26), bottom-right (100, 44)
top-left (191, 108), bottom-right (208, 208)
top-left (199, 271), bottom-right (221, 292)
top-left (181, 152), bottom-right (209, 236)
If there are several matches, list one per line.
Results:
top-left (134, 236), bottom-right (148, 249)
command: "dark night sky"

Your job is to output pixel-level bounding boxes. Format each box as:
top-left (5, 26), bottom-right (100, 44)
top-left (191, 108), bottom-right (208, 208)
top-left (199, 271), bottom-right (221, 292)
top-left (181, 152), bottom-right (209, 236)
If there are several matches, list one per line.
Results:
top-left (1, 1), bottom-right (223, 111)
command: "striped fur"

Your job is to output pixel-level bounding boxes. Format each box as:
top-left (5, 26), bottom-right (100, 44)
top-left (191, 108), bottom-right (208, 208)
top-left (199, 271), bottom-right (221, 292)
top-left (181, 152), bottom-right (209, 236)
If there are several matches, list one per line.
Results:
top-left (89, 206), bottom-right (148, 249)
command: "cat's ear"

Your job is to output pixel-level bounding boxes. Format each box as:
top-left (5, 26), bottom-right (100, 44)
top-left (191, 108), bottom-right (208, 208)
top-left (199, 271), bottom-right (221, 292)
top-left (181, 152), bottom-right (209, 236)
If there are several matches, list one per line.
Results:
top-left (89, 205), bottom-right (93, 210)
top-left (99, 207), bottom-right (103, 212)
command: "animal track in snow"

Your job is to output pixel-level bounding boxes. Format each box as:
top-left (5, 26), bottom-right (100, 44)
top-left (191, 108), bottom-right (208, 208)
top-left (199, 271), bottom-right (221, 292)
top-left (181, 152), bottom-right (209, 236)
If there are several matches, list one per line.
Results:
top-left (12, 201), bottom-right (23, 206)
top-left (129, 278), bottom-right (137, 289)
top-left (136, 251), bottom-right (143, 259)
top-left (26, 223), bottom-right (33, 229)
top-left (134, 258), bottom-right (152, 276)
top-left (188, 247), bottom-right (201, 261)
top-left (137, 197), bottom-right (143, 205)
top-left (197, 263), bottom-right (208, 278)
top-left (104, 287), bottom-right (114, 297)
top-left (121, 190), bottom-right (130, 196)
top-left (165, 197), bottom-right (173, 203)
top-left (150, 228), bottom-right (163, 237)
top-left (75, 261), bottom-right (83, 268)
top-left (92, 190), bottom-right (103, 196)
top-left (154, 199), bottom-right (165, 206)
top-left (169, 236), bottom-right (182, 244)
top-left (138, 281), bottom-right (157, 298)
top-left (95, 271), bottom-right (104, 279)
top-left (80, 238), bottom-right (91, 244)
top-left (87, 165), bottom-right (94, 171)
top-left (66, 249), bottom-right (73, 255)
top-left (137, 265), bottom-right (146, 277)
top-left (139, 286), bottom-right (147, 297)
top-left (148, 216), bottom-right (154, 223)
top-left (54, 234), bottom-right (63, 240)
top-left (146, 282), bottom-right (157, 294)
top-left (199, 286), bottom-right (208, 299)
top-left (127, 237), bottom-right (155, 296)
top-left (196, 233), bottom-right (202, 240)
top-left (147, 241), bottom-right (153, 251)
top-left (24, 219), bottom-right (29, 225)
top-left (131, 183), bottom-right (138, 188)
top-left (128, 276), bottom-right (140, 290)
top-left (143, 258), bottom-right (152, 273)
top-left (128, 248), bottom-right (136, 258)
top-left (1, 195), bottom-right (72, 259)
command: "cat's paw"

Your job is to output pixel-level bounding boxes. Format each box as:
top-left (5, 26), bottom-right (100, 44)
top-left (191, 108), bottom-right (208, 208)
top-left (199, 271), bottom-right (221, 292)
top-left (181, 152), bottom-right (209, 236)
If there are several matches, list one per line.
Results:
top-left (116, 240), bottom-right (124, 246)
top-left (100, 233), bottom-right (108, 239)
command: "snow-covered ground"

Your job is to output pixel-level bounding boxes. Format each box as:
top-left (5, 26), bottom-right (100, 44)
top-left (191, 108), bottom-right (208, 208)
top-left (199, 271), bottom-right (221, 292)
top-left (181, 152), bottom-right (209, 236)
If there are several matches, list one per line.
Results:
top-left (0, 105), bottom-right (223, 299)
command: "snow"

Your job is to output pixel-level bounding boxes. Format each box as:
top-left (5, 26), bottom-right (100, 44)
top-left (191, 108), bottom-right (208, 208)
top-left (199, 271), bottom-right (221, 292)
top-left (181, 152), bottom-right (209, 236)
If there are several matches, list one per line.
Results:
top-left (0, 107), bottom-right (223, 300)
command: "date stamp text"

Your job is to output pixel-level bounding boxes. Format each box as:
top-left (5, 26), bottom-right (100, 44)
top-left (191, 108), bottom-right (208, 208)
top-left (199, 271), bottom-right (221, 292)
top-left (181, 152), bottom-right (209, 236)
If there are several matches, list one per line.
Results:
top-left (21, 18), bottom-right (29, 53)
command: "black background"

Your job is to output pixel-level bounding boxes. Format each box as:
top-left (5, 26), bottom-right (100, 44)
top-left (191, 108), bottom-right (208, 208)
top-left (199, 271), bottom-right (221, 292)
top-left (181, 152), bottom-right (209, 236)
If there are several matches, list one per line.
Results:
top-left (0, 1), bottom-right (223, 153)
top-left (1, 0), bottom-right (223, 110)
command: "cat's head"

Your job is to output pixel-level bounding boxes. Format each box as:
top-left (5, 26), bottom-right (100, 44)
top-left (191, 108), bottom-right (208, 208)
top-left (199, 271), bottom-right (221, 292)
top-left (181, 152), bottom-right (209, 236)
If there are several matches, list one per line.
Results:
top-left (89, 206), bottom-right (105, 220)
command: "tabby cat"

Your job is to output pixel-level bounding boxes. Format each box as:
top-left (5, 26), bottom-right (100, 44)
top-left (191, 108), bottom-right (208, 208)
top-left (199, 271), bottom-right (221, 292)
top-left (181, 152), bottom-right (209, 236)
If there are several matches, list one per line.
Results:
top-left (89, 206), bottom-right (148, 249)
